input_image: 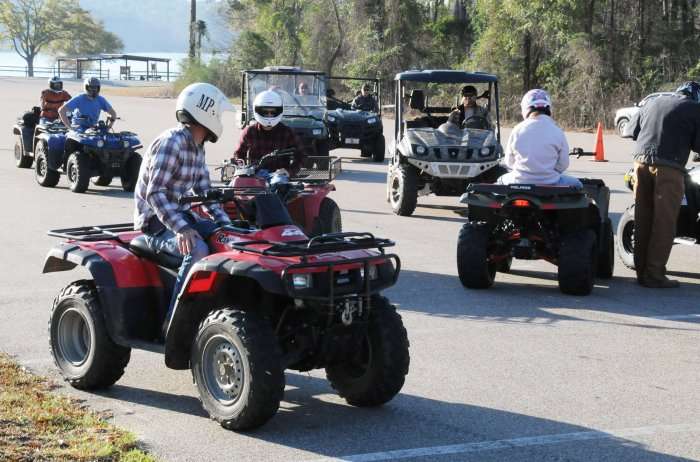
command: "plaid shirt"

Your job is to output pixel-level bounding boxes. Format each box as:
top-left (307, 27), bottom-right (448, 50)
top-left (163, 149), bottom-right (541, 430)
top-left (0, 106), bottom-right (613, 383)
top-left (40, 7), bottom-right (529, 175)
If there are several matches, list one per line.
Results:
top-left (134, 125), bottom-right (230, 233)
top-left (232, 122), bottom-right (305, 167)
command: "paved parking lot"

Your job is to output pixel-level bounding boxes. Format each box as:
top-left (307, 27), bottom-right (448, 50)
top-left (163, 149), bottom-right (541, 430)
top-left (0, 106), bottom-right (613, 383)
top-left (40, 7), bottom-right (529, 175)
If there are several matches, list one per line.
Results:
top-left (1, 77), bottom-right (698, 461)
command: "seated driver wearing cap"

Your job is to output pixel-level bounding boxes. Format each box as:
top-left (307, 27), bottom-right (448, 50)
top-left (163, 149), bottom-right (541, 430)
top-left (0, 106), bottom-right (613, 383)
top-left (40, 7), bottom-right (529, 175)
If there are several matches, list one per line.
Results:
top-left (232, 90), bottom-right (306, 172)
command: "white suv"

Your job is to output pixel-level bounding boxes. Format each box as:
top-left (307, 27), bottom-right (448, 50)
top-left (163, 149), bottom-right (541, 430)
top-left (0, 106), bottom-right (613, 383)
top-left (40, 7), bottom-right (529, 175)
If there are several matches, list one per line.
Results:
top-left (614, 92), bottom-right (674, 135)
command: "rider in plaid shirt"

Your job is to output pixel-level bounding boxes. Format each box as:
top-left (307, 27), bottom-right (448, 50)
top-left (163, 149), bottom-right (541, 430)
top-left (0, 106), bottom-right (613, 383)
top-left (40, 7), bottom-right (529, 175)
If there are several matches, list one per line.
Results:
top-left (133, 83), bottom-right (234, 335)
top-left (232, 89), bottom-right (306, 171)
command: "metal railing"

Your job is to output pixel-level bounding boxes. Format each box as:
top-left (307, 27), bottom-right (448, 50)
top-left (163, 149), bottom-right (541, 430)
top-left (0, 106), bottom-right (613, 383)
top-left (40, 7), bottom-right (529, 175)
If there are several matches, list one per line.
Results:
top-left (0, 65), bottom-right (110, 80)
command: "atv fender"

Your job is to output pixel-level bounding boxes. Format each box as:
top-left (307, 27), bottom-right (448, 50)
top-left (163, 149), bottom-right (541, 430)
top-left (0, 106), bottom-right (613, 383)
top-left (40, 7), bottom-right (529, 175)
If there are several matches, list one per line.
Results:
top-left (43, 241), bottom-right (165, 346)
top-left (36, 132), bottom-right (67, 170)
top-left (14, 125), bottom-right (34, 155)
top-left (164, 256), bottom-right (286, 369)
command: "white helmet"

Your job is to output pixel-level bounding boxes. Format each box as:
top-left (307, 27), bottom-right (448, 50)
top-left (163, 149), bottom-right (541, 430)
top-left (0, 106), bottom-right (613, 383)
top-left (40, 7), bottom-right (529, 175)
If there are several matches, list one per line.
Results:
top-left (176, 82), bottom-right (235, 143)
top-left (253, 90), bottom-right (284, 128)
top-left (520, 88), bottom-right (552, 120)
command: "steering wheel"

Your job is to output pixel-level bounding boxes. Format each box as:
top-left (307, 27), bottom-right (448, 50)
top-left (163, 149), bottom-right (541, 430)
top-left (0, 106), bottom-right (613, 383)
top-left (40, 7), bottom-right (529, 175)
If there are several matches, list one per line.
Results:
top-left (462, 115), bottom-right (490, 130)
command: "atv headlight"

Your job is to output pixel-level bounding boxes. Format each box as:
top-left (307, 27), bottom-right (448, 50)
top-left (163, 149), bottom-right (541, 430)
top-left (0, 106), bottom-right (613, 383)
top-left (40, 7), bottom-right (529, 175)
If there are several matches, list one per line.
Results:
top-left (327, 115), bottom-right (336, 122)
top-left (414, 145), bottom-right (426, 155)
top-left (367, 117), bottom-right (378, 124)
top-left (360, 265), bottom-right (379, 281)
top-left (479, 147), bottom-right (491, 156)
top-left (292, 273), bottom-right (313, 289)
top-left (312, 128), bottom-right (322, 136)
top-left (123, 140), bottom-right (130, 148)
top-left (96, 139), bottom-right (105, 148)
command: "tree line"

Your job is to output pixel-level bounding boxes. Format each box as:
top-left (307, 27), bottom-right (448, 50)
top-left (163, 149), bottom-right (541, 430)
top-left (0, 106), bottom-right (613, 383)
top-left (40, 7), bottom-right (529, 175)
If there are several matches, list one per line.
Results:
top-left (0, 0), bottom-right (123, 76)
top-left (181, 0), bottom-right (700, 129)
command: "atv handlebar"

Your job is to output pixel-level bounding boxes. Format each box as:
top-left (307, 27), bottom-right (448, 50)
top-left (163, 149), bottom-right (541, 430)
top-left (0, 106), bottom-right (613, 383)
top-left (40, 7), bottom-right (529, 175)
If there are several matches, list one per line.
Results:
top-left (570, 147), bottom-right (595, 158)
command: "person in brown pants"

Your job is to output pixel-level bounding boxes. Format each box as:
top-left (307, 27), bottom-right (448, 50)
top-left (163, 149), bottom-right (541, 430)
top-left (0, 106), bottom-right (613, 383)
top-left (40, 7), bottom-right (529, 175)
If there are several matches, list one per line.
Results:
top-left (632, 162), bottom-right (685, 287)
top-left (624, 81), bottom-right (700, 288)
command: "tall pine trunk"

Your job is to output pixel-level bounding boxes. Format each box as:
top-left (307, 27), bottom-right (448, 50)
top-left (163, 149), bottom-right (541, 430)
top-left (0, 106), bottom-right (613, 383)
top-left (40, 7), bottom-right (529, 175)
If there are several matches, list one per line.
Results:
top-left (189, 0), bottom-right (197, 59)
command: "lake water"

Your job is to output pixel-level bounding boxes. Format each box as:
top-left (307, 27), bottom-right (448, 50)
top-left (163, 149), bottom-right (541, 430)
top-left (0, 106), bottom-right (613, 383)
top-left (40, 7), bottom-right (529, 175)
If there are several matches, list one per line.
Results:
top-left (0, 51), bottom-right (212, 81)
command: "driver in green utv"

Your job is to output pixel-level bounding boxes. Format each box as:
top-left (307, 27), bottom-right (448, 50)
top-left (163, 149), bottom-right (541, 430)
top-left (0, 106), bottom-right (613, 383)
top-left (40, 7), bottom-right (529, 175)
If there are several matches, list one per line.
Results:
top-left (456, 85), bottom-right (492, 128)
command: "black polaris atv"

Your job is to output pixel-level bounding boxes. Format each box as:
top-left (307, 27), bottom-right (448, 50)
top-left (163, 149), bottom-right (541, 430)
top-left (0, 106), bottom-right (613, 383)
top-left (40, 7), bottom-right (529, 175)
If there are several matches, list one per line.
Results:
top-left (616, 162), bottom-right (700, 269)
top-left (325, 77), bottom-right (385, 162)
top-left (456, 178), bottom-right (614, 295)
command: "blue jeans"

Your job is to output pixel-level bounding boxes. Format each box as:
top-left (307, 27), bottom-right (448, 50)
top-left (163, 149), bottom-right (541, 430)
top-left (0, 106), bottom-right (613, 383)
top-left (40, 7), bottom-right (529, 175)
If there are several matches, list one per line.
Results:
top-left (143, 215), bottom-right (219, 330)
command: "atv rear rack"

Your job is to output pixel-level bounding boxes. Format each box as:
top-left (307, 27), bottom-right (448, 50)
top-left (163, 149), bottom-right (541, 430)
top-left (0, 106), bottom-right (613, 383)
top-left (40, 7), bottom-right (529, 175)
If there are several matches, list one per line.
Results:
top-left (228, 232), bottom-right (395, 259)
top-left (48, 223), bottom-right (135, 242)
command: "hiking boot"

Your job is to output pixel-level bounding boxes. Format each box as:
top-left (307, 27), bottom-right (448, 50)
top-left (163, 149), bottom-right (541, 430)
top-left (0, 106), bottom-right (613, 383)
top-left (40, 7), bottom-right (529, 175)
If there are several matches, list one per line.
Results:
top-left (640, 276), bottom-right (680, 288)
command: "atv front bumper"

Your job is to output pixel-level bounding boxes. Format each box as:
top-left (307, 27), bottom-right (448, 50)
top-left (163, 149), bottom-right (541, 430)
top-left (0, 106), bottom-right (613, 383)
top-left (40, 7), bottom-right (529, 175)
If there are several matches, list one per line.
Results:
top-left (408, 158), bottom-right (501, 179)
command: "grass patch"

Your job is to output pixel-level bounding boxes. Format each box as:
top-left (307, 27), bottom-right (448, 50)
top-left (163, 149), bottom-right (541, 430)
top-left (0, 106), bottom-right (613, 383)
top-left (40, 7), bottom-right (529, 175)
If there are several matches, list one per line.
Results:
top-left (0, 352), bottom-right (156, 462)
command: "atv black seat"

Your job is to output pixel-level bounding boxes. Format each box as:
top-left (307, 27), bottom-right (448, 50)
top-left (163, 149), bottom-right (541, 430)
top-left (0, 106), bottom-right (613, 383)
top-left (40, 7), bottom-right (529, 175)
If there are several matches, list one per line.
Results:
top-left (468, 183), bottom-right (584, 198)
top-left (129, 235), bottom-right (183, 270)
top-left (255, 193), bottom-right (294, 229)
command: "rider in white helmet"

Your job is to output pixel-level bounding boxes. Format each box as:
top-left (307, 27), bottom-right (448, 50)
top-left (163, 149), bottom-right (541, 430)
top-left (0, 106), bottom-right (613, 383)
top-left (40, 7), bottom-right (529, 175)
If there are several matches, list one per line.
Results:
top-left (134, 82), bottom-right (235, 336)
top-left (498, 88), bottom-right (581, 188)
top-left (232, 89), bottom-right (306, 172)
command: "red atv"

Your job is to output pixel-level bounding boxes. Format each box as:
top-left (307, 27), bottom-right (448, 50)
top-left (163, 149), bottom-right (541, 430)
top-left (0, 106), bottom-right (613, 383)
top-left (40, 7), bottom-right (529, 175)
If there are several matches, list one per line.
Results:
top-left (215, 149), bottom-right (342, 237)
top-left (43, 190), bottom-right (409, 430)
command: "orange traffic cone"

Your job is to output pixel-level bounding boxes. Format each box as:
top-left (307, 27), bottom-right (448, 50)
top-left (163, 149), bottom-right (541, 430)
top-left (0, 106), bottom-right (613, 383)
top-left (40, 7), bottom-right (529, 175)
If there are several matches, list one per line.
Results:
top-left (592, 121), bottom-right (607, 162)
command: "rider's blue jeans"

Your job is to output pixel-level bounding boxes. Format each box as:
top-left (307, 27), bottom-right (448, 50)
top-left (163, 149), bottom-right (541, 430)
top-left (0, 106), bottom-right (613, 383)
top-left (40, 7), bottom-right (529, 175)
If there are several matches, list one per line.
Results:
top-left (143, 215), bottom-right (218, 332)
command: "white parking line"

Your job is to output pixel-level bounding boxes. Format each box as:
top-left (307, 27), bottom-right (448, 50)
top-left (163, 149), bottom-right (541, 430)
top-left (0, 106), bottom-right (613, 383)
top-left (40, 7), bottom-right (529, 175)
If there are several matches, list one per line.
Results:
top-left (651, 313), bottom-right (700, 321)
top-left (303, 422), bottom-right (700, 462)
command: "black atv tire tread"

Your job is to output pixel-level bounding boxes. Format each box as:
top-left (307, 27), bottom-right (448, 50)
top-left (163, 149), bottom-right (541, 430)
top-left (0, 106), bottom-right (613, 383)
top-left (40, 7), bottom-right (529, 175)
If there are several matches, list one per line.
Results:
top-left (558, 229), bottom-right (596, 295)
top-left (93, 175), bottom-right (113, 187)
top-left (457, 222), bottom-right (496, 289)
top-left (15, 138), bottom-right (33, 168)
top-left (67, 152), bottom-right (90, 193)
top-left (389, 164), bottom-right (418, 216)
top-left (311, 197), bottom-right (342, 236)
top-left (34, 142), bottom-right (60, 187)
top-left (48, 280), bottom-right (131, 390)
top-left (326, 296), bottom-right (409, 407)
top-left (192, 309), bottom-right (285, 431)
top-left (596, 218), bottom-right (615, 278)
top-left (616, 206), bottom-right (636, 270)
top-left (121, 153), bottom-right (142, 192)
top-left (372, 134), bottom-right (385, 163)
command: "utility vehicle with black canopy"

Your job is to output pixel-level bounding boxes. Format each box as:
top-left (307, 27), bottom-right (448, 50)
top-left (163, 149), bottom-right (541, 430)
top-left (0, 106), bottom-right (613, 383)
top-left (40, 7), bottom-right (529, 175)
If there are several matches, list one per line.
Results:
top-left (240, 66), bottom-right (330, 157)
top-left (325, 76), bottom-right (385, 162)
top-left (387, 70), bottom-right (506, 216)
top-left (43, 191), bottom-right (409, 430)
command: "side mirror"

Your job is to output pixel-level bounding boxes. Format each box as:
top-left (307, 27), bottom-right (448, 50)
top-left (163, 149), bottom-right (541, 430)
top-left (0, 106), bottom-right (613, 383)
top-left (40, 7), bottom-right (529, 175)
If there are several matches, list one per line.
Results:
top-left (240, 111), bottom-right (247, 128)
top-left (479, 90), bottom-right (490, 99)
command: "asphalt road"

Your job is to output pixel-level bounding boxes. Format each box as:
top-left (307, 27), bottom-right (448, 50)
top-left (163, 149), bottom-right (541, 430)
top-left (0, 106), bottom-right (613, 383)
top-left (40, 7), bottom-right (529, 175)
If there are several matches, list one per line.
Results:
top-left (1, 77), bottom-right (699, 462)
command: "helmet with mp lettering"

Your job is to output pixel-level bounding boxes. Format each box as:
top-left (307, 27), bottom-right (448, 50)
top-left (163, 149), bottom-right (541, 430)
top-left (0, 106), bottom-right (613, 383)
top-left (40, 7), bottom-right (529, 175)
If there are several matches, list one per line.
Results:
top-left (176, 82), bottom-right (235, 143)
top-left (253, 90), bottom-right (284, 128)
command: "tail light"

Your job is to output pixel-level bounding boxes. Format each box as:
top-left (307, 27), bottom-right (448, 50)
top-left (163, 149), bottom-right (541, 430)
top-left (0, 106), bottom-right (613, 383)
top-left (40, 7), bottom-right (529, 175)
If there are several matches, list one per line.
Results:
top-left (511, 199), bottom-right (531, 208)
top-left (186, 271), bottom-right (218, 293)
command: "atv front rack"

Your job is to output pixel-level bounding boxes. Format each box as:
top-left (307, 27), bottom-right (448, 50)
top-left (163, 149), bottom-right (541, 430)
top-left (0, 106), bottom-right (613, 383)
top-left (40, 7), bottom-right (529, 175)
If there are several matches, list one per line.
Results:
top-left (293, 156), bottom-right (342, 183)
top-left (281, 253), bottom-right (401, 302)
top-left (228, 232), bottom-right (395, 259)
top-left (48, 223), bottom-right (135, 242)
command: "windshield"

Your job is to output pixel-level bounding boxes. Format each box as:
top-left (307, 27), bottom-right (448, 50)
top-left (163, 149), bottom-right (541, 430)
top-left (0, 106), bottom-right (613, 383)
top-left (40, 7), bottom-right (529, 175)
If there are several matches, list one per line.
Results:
top-left (247, 73), bottom-right (327, 116)
top-left (400, 82), bottom-right (492, 123)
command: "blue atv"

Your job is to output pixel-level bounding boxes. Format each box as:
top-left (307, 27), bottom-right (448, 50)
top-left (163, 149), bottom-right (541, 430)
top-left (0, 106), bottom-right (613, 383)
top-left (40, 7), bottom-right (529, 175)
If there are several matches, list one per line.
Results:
top-left (37, 117), bottom-right (143, 193)
top-left (12, 106), bottom-right (68, 170)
